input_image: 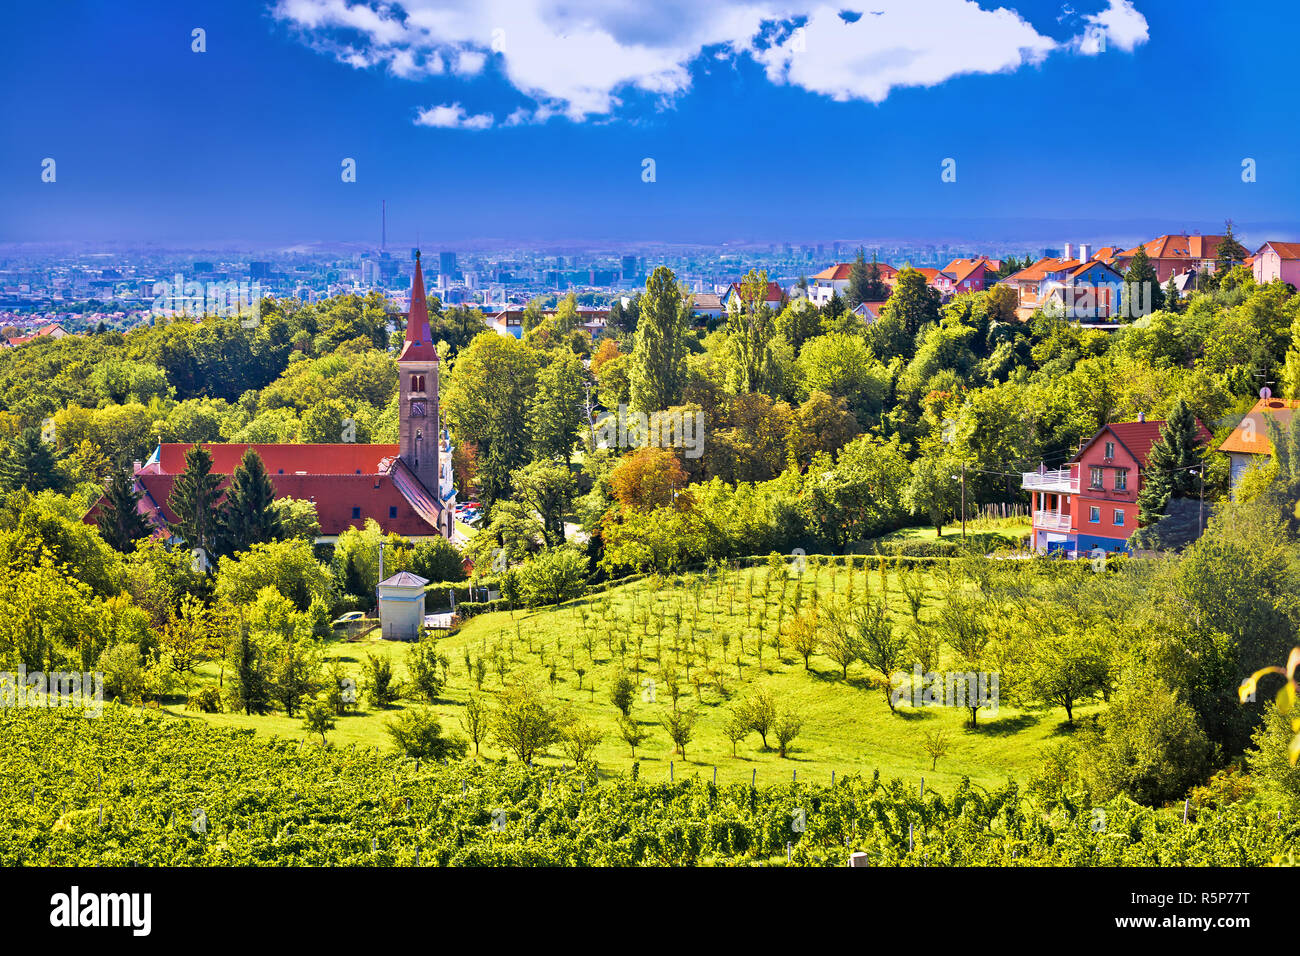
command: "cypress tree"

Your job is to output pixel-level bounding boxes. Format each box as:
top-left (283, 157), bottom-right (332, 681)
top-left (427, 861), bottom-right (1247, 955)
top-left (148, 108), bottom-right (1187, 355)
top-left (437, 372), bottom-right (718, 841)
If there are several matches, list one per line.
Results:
top-left (1122, 245), bottom-right (1163, 318)
top-left (220, 448), bottom-right (281, 556)
top-left (167, 444), bottom-right (224, 557)
top-left (0, 427), bottom-right (66, 493)
top-left (97, 468), bottom-right (151, 552)
top-left (1163, 275), bottom-right (1180, 314)
top-left (1138, 400), bottom-right (1204, 526)
top-left (1215, 219), bottom-right (1249, 275)
top-left (846, 247), bottom-right (871, 307)
top-left (864, 252), bottom-right (889, 300)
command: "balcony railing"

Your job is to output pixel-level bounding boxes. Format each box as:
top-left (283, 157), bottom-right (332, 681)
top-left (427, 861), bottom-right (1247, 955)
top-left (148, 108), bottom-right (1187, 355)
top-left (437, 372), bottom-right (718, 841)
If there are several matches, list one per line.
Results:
top-left (1033, 510), bottom-right (1073, 532)
top-left (1022, 468), bottom-right (1080, 494)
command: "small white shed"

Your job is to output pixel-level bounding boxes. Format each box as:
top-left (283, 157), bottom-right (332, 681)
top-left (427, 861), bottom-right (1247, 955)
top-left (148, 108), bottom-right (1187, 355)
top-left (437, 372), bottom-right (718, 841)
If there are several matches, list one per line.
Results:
top-left (377, 571), bottom-right (429, 641)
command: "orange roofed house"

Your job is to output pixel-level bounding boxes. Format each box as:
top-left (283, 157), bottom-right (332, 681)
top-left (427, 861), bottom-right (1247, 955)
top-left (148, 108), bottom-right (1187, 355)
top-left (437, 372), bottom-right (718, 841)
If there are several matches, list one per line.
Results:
top-left (1107, 234), bottom-right (1227, 283)
top-left (84, 253), bottom-right (456, 543)
top-left (1219, 394), bottom-right (1300, 492)
top-left (1021, 415), bottom-right (1211, 555)
top-left (807, 261), bottom-right (899, 306)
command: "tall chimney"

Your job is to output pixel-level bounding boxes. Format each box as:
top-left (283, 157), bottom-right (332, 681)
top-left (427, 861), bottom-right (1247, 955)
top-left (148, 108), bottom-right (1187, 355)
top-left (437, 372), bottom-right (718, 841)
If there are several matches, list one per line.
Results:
top-left (1078, 243), bottom-right (1090, 262)
top-left (1063, 242), bottom-right (1073, 260)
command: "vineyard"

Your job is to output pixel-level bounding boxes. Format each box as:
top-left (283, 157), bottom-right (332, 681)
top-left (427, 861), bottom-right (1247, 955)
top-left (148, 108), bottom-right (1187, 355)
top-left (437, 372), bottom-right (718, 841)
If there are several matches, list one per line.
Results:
top-left (1, 707), bottom-right (1292, 866)
top-left (181, 552), bottom-right (1084, 791)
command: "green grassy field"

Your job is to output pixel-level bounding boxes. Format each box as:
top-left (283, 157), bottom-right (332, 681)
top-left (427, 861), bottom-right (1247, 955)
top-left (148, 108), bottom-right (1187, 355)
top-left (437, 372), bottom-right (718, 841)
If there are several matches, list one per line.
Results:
top-left (163, 556), bottom-right (1091, 792)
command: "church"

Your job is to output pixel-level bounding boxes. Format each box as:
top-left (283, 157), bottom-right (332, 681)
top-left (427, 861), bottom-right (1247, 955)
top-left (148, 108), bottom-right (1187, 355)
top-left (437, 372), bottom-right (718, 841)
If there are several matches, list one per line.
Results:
top-left (89, 253), bottom-right (456, 543)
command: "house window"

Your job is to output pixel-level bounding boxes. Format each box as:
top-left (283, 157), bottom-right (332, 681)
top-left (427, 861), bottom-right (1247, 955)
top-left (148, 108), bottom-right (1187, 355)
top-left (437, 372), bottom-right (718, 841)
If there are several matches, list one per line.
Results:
top-left (1089, 506), bottom-right (1100, 523)
top-left (1113, 509), bottom-right (1125, 526)
top-left (1114, 468), bottom-right (1128, 491)
top-left (389, 506), bottom-right (397, 519)
top-left (351, 507), bottom-right (361, 519)
top-left (1090, 466), bottom-right (1104, 489)
top-left (1104, 441), bottom-right (1115, 459)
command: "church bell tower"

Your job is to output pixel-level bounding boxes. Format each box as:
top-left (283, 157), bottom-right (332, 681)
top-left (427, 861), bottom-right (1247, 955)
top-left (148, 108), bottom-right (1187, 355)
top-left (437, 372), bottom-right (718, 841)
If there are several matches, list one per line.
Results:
top-left (398, 251), bottom-right (440, 496)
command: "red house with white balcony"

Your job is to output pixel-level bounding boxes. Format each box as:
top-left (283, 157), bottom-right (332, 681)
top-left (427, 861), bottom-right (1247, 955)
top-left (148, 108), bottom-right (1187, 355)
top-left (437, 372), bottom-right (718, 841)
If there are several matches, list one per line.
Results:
top-left (1021, 416), bottom-right (1210, 555)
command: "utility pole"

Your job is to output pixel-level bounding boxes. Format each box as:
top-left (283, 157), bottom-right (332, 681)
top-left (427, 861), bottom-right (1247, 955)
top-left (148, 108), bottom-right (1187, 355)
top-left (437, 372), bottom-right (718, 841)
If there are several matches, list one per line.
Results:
top-left (961, 461), bottom-right (967, 541)
top-left (1197, 464), bottom-right (1205, 535)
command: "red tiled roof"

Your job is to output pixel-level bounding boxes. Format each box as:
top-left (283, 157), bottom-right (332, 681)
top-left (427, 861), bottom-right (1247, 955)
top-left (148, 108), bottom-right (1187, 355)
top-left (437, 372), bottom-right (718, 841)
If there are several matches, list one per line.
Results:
top-left (1255, 241), bottom-right (1300, 261)
top-left (942, 257), bottom-right (994, 284)
top-left (1118, 235), bottom-right (1225, 261)
top-left (811, 262), bottom-right (898, 282)
top-left (1071, 419), bottom-right (1212, 468)
top-left (726, 281), bottom-right (784, 302)
top-left (130, 472), bottom-right (442, 537)
top-left (152, 443), bottom-right (399, 476)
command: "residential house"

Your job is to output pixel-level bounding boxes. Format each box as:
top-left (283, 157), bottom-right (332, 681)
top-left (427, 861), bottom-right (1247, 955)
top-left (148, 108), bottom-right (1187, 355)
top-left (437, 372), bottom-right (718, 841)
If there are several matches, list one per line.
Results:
top-left (941, 257), bottom-right (999, 294)
top-left (3, 322), bottom-right (72, 346)
top-left (999, 252), bottom-right (1123, 320)
top-left (852, 301), bottom-right (889, 324)
top-left (1250, 242), bottom-right (1300, 287)
top-left (911, 267), bottom-right (957, 299)
top-left (723, 280), bottom-right (785, 312)
top-left (486, 307), bottom-right (608, 339)
top-left (1218, 394), bottom-right (1300, 491)
top-left (807, 261), bottom-right (898, 306)
top-left (689, 292), bottom-right (724, 320)
top-left (1109, 234), bottom-right (1229, 283)
top-left (1021, 415), bottom-right (1211, 555)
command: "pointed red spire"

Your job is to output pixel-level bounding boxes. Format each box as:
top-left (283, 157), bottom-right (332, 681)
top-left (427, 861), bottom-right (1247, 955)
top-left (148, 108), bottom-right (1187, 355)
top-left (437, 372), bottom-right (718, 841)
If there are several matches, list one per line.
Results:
top-left (399, 250), bottom-right (438, 362)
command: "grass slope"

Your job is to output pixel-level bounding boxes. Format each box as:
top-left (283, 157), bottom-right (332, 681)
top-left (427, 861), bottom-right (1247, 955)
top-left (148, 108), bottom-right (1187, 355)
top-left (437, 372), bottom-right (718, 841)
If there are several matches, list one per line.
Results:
top-left (167, 559), bottom-right (1089, 792)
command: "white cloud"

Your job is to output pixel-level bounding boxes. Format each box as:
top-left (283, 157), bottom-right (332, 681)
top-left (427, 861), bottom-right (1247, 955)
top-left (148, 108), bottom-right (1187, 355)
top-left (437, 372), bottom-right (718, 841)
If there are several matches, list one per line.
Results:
top-left (272, 0), bottom-right (1150, 124)
top-left (1084, 0), bottom-right (1149, 52)
top-left (414, 102), bottom-right (494, 130)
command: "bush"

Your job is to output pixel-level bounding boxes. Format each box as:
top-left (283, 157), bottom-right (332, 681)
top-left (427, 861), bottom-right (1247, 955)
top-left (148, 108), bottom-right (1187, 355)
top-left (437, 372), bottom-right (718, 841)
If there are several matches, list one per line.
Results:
top-left (384, 709), bottom-right (467, 761)
top-left (363, 653), bottom-right (402, 709)
top-left (185, 686), bottom-right (223, 713)
top-left (516, 548), bottom-right (588, 607)
top-left (409, 537), bottom-right (467, 582)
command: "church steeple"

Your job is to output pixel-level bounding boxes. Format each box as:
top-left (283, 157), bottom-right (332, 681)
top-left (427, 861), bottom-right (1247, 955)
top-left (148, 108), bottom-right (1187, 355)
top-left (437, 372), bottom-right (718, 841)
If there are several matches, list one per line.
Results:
top-left (397, 250), bottom-right (441, 513)
top-left (399, 250), bottom-right (438, 362)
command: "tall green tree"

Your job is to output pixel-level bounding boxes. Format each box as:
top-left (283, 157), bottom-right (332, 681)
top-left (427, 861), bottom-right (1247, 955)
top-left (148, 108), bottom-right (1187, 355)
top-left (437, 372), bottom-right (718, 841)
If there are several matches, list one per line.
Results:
top-left (629, 266), bottom-right (690, 413)
top-left (1137, 399), bottom-right (1205, 526)
top-left (725, 269), bottom-right (779, 394)
top-left (0, 428), bottom-right (66, 493)
top-left (511, 460), bottom-right (575, 547)
top-left (528, 349), bottom-right (586, 464)
top-left (1122, 245), bottom-right (1163, 318)
top-left (220, 448), bottom-right (282, 556)
top-left (864, 252), bottom-right (890, 300)
top-left (442, 332), bottom-right (539, 510)
top-left (167, 443), bottom-right (224, 558)
top-left (869, 267), bottom-right (941, 357)
top-left (846, 247), bottom-right (871, 308)
top-left (97, 468), bottom-right (151, 553)
top-left (1215, 219), bottom-right (1249, 276)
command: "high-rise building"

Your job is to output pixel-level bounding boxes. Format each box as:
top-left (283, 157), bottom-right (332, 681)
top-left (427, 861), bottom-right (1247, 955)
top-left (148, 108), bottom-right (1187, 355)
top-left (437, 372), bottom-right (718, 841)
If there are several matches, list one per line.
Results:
top-left (439, 251), bottom-right (457, 279)
top-left (621, 255), bottom-right (637, 281)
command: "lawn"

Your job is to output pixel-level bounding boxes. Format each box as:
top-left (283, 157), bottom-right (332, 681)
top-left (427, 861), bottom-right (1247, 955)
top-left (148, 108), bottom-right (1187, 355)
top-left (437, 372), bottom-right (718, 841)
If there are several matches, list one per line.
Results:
top-left (164, 558), bottom-right (1087, 792)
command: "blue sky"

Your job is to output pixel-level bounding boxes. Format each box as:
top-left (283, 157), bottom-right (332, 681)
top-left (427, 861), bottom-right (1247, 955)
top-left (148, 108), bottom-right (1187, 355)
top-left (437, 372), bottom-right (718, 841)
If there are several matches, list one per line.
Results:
top-left (1, 0), bottom-right (1296, 247)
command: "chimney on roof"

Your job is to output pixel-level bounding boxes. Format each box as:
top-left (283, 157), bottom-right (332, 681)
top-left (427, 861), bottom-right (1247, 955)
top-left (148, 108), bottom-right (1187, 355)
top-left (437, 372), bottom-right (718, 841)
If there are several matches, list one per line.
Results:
top-left (1063, 242), bottom-right (1073, 260)
top-left (1137, 411), bottom-right (1146, 423)
top-left (1078, 243), bottom-right (1090, 262)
